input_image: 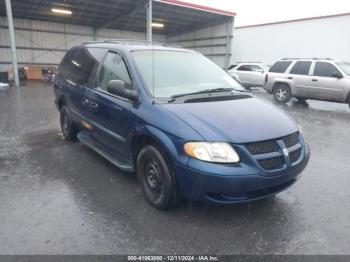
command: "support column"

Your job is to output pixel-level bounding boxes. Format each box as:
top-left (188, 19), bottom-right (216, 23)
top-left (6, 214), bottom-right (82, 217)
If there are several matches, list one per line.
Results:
top-left (5, 0), bottom-right (19, 88)
top-left (93, 28), bottom-right (97, 41)
top-left (225, 17), bottom-right (234, 69)
top-left (146, 0), bottom-right (152, 42)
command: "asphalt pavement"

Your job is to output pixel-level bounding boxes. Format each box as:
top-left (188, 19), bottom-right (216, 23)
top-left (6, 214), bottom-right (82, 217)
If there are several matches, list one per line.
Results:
top-left (0, 82), bottom-right (349, 254)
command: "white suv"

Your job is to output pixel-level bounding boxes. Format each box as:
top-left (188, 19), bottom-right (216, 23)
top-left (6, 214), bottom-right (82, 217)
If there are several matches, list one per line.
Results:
top-left (264, 58), bottom-right (350, 107)
top-left (228, 63), bottom-right (270, 89)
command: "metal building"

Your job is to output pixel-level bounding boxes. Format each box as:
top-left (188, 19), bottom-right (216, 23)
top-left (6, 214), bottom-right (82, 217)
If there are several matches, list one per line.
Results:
top-left (232, 13), bottom-right (350, 65)
top-left (0, 0), bottom-right (236, 87)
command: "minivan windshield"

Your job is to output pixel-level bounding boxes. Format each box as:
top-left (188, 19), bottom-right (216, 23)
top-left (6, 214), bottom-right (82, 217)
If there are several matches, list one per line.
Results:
top-left (336, 62), bottom-right (350, 76)
top-left (131, 50), bottom-right (244, 98)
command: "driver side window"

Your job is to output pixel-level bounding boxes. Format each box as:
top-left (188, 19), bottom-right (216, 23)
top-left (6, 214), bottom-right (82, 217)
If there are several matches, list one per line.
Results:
top-left (97, 52), bottom-right (132, 92)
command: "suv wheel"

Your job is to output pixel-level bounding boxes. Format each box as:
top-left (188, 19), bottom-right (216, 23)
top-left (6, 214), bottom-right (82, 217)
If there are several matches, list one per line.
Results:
top-left (137, 144), bottom-right (179, 210)
top-left (273, 84), bottom-right (291, 103)
top-left (60, 106), bottom-right (78, 141)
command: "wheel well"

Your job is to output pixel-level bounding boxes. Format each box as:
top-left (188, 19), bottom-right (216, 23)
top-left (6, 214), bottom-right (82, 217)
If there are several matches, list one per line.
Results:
top-left (131, 134), bottom-right (171, 166)
top-left (57, 96), bottom-right (66, 110)
top-left (272, 82), bottom-right (291, 94)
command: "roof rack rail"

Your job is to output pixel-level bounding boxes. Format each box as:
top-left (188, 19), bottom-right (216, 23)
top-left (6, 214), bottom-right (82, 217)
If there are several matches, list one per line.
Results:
top-left (281, 57), bottom-right (334, 60)
top-left (83, 38), bottom-right (177, 47)
top-left (236, 61), bottom-right (263, 63)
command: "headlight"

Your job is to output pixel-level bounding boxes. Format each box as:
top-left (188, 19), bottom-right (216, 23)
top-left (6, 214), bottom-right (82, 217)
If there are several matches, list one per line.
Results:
top-left (184, 142), bottom-right (240, 163)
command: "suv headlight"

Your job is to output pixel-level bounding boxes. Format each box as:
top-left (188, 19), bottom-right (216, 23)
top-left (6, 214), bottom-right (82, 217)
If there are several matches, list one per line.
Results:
top-left (184, 142), bottom-right (240, 163)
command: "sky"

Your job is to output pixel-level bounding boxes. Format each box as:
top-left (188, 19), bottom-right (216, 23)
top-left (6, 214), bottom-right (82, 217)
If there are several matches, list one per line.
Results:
top-left (184, 0), bottom-right (350, 26)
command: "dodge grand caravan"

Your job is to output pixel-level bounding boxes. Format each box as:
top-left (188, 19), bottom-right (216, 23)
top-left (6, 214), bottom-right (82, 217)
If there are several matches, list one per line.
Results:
top-left (54, 41), bottom-right (310, 209)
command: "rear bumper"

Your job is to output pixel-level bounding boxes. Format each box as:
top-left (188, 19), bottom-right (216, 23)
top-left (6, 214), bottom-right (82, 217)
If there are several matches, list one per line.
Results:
top-left (174, 144), bottom-right (310, 204)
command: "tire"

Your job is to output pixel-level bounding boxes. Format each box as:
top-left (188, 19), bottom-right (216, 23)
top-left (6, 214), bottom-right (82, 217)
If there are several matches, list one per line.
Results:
top-left (296, 97), bottom-right (307, 102)
top-left (346, 93), bottom-right (350, 109)
top-left (273, 84), bottom-right (291, 103)
top-left (137, 144), bottom-right (179, 210)
top-left (60, 105), bottom-right (78, 141)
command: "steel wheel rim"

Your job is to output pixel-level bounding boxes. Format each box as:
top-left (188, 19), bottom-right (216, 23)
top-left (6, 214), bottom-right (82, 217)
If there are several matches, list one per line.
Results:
top-left (62, 113), bottom-right (69, 135)
top-left (144, 159), bottom-right (162, 195)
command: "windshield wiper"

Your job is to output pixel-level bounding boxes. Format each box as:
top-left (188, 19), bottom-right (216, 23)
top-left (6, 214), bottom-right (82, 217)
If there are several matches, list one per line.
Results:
top-left (168, 88), bottom-right (247, 102)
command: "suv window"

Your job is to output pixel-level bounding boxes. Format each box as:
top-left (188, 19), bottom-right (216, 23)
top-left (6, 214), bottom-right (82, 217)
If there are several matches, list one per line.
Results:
top-left (97, 52), bottom-right (132, 92)
top-left (270, 61), bottom-right (292, 73)
top-left (290, 61), bottom-right (311, 75)
top-left (59, 47), bottom-right (98, 86)
top-left (237, 65), bottom-right (252, 71)
top-left (250, 65), bottom-right (264, 72)
top-left (314, 62), bottom-right (341, 77)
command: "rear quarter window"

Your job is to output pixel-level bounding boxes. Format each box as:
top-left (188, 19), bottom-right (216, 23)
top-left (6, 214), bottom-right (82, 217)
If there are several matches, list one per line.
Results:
top-left (59, 47), bottom-right (102, 86)
top-left (269, 61), bottom-right (292, 73)
top-left (228, 64), bottom-right (238, 70)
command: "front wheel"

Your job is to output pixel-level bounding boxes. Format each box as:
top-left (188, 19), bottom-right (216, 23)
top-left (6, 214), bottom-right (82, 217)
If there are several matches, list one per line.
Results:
top-left (137, 145), bottom-right (179, 210)
top-left (273, 84), bottom-right (291, 104)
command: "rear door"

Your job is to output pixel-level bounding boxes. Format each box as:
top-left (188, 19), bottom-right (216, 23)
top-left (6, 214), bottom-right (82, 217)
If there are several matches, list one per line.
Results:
top-left (234, 65), bottom-right (252, 85)
top-left (288, 61), bottom-right (313, 97)
top-left (309, 62), bottom-right (345, 101)
top-left (83, 50), bottom-right (135, 158)
top-left (250, 64), bottom-right (266, 86)
top-left (234, 64), bottom-right (254, 86)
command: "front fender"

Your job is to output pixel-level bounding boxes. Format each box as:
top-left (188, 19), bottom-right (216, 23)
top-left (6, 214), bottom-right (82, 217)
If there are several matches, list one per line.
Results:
top-left (132, 125), bottom-right (189, 166)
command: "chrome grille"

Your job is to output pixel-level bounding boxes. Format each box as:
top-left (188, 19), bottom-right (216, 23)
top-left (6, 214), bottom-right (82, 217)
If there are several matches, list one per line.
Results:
top-left (258, 157), bottom-right (284, 170)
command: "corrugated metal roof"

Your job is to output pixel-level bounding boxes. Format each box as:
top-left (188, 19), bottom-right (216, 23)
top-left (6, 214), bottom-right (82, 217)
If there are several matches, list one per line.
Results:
top-left (0, 0), bottom-right (235, 36)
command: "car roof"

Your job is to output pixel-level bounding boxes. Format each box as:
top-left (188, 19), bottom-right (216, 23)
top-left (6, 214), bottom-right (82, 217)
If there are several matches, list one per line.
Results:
top-left (83, 41), bottom-right (195, 53)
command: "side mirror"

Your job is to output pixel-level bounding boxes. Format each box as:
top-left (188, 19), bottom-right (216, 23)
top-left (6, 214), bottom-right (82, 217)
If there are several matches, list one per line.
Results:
top-left (107, 80), bottom-right (138, 102)
top-left (331, 71), bottom-right (342, 79)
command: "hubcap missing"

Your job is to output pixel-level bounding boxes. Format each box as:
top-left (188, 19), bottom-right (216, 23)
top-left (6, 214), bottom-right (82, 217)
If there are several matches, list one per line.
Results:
top-left (145, 160), bottom-right (162, 194)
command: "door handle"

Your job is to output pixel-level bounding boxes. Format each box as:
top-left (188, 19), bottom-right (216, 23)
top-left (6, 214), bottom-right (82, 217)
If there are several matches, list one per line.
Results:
top-left (312, 79), bottom-right (318, 82)
top-left (82, 98), bottom-right (89, 105)
top-left (287, 76), bottom-right (293, 79)
top-left (89, 102), bottom-right (99, 109)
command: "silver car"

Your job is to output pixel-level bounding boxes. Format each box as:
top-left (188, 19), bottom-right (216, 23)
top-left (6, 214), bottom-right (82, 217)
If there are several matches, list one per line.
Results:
top-left (228, 63), bottom-right (270, 89)
top-left (264, 58), bottom-right (350, 108)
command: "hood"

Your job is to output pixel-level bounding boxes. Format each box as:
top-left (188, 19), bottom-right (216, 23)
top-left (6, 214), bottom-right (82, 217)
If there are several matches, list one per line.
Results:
top-left (163, 97), bottom-right (298, 143)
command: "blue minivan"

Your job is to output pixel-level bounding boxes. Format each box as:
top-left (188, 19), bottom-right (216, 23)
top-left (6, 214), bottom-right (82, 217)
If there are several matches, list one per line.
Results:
top-left (54, 41), bottom-right (310, 209)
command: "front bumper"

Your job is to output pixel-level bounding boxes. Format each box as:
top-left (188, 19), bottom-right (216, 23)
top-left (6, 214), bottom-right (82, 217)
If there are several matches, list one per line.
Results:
top-left (174, 144), bottom-right (310, 204)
